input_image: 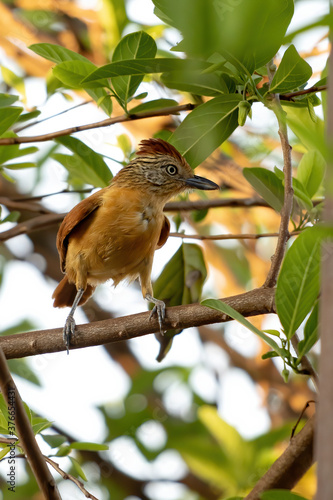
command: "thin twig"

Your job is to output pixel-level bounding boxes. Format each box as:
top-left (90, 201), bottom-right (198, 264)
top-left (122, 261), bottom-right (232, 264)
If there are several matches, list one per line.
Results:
top-left (0, 348), bottom-right (60, 498)
top-left (0, 196), bottom-right (53, 214)
top-left (14, 100), bottom-right (94, 133)
top-left (0, 213), bottom-right (66, 241)
top-left (263, 62), bottom-right (294, 288)
top-left (170, 230), bottom-right (301, 241)
top-left (44, 456), bottom-right (99, 500)
top-left (0, 103), bottom-right (196, 145)
top-left (280, 84), bottom-right (327, 101)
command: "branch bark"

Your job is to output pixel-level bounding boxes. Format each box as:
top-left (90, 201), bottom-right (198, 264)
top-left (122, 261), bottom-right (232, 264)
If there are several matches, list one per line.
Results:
top-left (0, 287), bottom-right (275, 359)
top-left (0, 348), bottom-right (61, 499)
top-left (244, 416), bottom-right (315, 500)
top-left (0, 103), bottom-right (196, 145)
top-left (263, 63), bottom-right (294, 288)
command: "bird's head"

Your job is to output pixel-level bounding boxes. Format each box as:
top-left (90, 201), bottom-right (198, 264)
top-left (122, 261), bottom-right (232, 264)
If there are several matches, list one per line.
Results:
top-left (115, 138), bottom-right (219, 199)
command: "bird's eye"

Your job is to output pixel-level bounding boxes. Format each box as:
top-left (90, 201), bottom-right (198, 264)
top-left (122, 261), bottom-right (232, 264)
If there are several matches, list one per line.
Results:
top-left (166, 165), bottom-right (178, 176)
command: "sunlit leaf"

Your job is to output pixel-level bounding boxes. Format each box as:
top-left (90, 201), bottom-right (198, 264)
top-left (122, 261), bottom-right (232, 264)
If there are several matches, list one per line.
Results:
top-left (70, 441), bottom-right (109, 451)
top-left (296, 150), bottom-right (326, 198)
top-left (129, 98), bottom-right (178, 114)
top-left (202, 298), bottom-right (285, 357)
top-left (243, 167), bottom-right (284, 212)
top-left (276, 226), bottom-right (333, 339)
top-left (55, 136), bottom-right (112, 187)
top-left (69, 456), bottom-right (88, 481)
top-left (170, 94), bottom-right (242, 167)
top-left (0, 107), bottom-right (23, 136)
top-left (269, 45), bottom-right (312, 94)
top-left (111, 31), bottom-right (157, 104)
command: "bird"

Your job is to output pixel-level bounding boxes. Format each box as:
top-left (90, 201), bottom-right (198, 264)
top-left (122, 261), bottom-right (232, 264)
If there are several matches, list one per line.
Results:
top-left (52, 138), bottom-right (219, 352)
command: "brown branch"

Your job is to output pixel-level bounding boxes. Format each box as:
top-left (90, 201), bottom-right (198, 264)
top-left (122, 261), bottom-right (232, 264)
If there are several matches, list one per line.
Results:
top-left (44, 456), bottom-right (99, 500)
top-left (244, 416), bottom-right (315, 500)
top-left (170, 230), bottom-right (301, 241)
top-left (0, 213), bottom-right (65, 242)
top-left (0, 288), bottom-right (275, 359)
top-left (263, 63), bottom-right (294, 288)
top-left (0, 196), bottom-right (53, 215)
top-left (0, 348), bottom-right (61, 499)
top-left (0, 104), bottom-right (196, 145)
top-left (280, 84), bottom-right (327, 101)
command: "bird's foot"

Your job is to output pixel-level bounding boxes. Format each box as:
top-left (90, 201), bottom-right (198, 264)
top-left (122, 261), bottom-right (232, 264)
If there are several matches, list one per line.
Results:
top-left (63, 315), bottom-right (76, 354)
top-left (146, 295), bottom-right (166, 334)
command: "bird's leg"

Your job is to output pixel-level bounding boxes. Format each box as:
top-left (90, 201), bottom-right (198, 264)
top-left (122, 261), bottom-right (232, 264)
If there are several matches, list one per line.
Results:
top-left (63, 287), bottom-right (84, 354)
top-left (145, 294), bottom-right (166, 334)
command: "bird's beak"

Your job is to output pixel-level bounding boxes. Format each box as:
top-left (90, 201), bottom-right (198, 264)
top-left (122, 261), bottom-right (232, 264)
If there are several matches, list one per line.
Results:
top-left (184, 175), bottom-right (219, 191)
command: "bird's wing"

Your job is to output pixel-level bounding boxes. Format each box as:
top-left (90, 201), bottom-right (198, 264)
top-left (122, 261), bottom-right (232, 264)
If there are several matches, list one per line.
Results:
top-left (156, 216), bottom-right (170, 249)
top-left (57, 189), bottom-right (104, 272)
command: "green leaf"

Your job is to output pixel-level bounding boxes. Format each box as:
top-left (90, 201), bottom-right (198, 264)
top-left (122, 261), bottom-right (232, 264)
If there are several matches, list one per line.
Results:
top-left (41, 434), bottom-right (67, 448)
top-left (55, 136), bottom-right (112, 187)
top-left (170, 94), bottom-right (242, 167)
top-left (1, 211), bottom-right (20, 224)
top-left (29, 42), bottom-right (91, 64)
top-left (30, 43), bottom-right (112, 115)
top-left (0, 107), bottom-right (23, 136)
top-left (153, 0), bottom-right (293, 71)
top-left (0, 144), bottom-right (38, 166)
top-left (32, 419), bottom-right (52, 435)
top-left (82, 58), bottom-right (210, 83)
top-left (283, 105), bottom-right (326, 157)
top-left (111, 31), bottom-right (157, 104)
top-left (70, 441), bottom-right (109, 451)
top-left (129, 98), bottom-right (178, 114)
top-left (260, 490), bottom-right (309, 500)
top-left (7, 359), bottom-right (41, 386)
top-left (243, 168), bottom-right (284, 212)
top-left (0, 447), bottom-right (10, 460)
top-left (269, 45), bottom-right (312, 94)
top-left (262, 351), bottom-right (279, 360)
top-left (201, 298), bottom-right (285, 358)
top-left (161, 71), bottom-right (228, 96)
top-left (153, 243), bottom-right (207, 360)
top-left (3, 162), bottom-right (36, 170)
top-left (292, 177), bottom-right (313, 212)
top-left (69, 457), bottom-right (88, 481)
top-left (297, 150), bottom-right (326, 198)
top-left (53, 61), bottom-right (109, 90)
top-left (0, 94), bottom-right (19, 108)
top-left (276, 226), bottom-right (333, 339)
top-left (298, 301), bottom-right (319, 360)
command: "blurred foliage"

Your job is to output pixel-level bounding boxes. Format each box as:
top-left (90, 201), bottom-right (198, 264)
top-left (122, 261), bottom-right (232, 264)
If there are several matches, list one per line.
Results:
top-left (0, 0), bottom-right (327, 498)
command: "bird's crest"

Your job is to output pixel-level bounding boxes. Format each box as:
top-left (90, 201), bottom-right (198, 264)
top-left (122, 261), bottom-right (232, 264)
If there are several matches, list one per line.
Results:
top-left (137, 138), bottom-right (188, 168)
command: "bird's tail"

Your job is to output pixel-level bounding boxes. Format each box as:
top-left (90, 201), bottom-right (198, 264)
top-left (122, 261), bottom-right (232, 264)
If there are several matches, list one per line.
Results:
top-left (52, 276), bottom-right (95, 308)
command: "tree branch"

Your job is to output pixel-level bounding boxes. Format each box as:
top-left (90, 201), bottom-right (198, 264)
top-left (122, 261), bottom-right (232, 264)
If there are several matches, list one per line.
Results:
top-left (44, 456), bottom-right (99, 500)
top-left (0, 348), bottom-right (61, 499)
top-left (279, 84), bottom-right (327, 101)
top-left (0, 288), bottom-right (275, 359)
top-left (263, 63), bottom-right (294, 288)
top-left (0, 103), bottom-right (196, 145)
top-left (170, 230), bottom-right (301, 241)
top-left (244, 416), bottom-right (315, 500)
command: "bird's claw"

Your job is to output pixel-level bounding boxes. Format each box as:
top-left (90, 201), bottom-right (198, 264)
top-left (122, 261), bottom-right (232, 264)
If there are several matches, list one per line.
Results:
top-left (63, 315), bottom-right (76, 354)
top-left (149, 300), bottom-right (166, 335)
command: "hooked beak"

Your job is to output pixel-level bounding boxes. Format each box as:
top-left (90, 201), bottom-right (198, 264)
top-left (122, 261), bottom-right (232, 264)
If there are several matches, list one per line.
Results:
top-left (184, 175), bottom-right (219, 191)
